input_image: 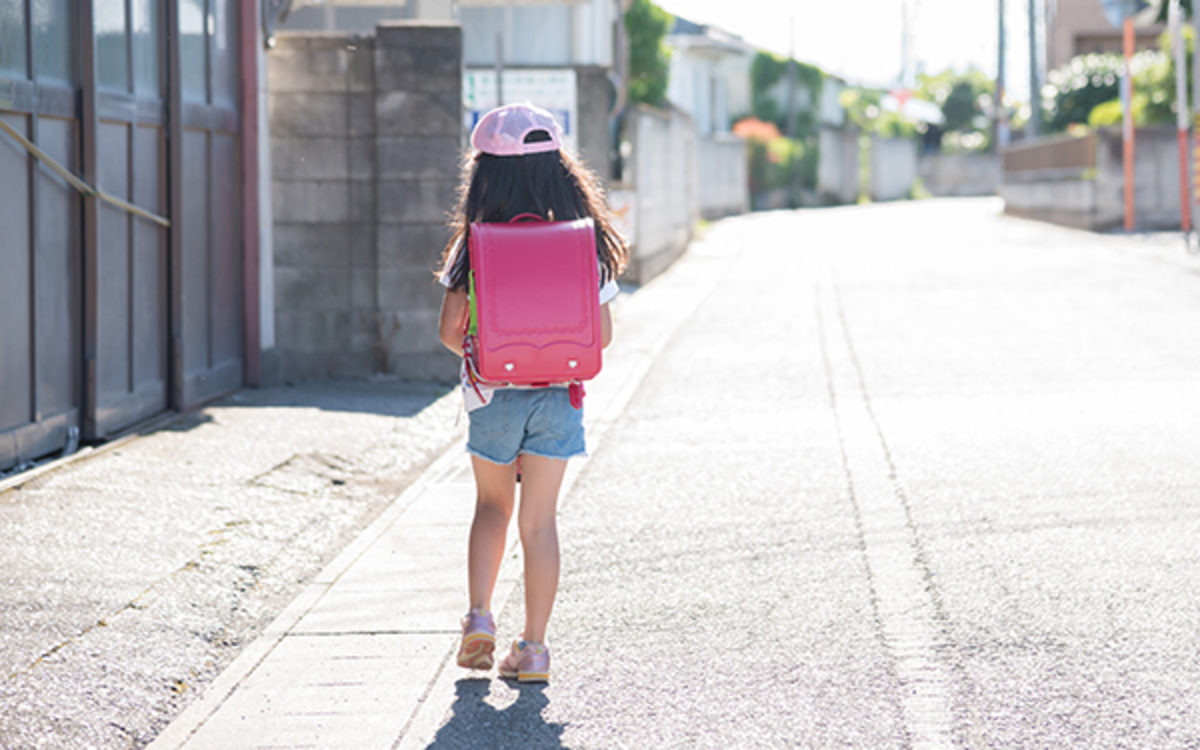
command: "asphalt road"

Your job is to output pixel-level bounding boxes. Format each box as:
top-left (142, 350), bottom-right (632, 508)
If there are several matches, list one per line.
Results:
top-left (428, 199), bottom-right (1200, 749)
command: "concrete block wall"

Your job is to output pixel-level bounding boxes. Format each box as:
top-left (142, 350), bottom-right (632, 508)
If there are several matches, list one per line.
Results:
top-left (575, 66), bottom-right (615, 179)
top-left (269, 33), bottom-right (379, 381)
top-left (870, 135), bottom-right (919, 202)
top-left (267, 24), bottom-right (461, 383)
top-left (622, 104), bottom-right (700, 285)
top-left (818, 127), bottom-right (861, 205)
top-left (1001, 127), bottom-right (1185, 231)
top-left (372, 23), bottom-right (461, 381)
top-left (696, 135), bottom-right (748, 219)
top-left (919, 153), bottom-right (1000, 197)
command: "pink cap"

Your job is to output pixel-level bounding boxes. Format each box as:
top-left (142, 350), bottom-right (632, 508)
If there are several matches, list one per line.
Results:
top-left (470, 102), bottom-right (563, 157)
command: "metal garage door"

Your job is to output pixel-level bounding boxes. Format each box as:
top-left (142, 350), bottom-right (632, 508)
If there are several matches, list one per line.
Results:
top-left (172, 0), bottom-right (244, 409)
top-left (1, 1), bottom-right (85, 469)
top-left (0, 0), bottom-right (245, 471)
top-left (84, 0), bottom-right (171, 438)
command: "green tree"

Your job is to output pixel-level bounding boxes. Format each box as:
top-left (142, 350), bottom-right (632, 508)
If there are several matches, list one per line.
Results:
top-left (1154, 0), bottom-right (1193, 23)
top-left (1044, 25), bottom-right (1194, 131)
top-left (1040, 53), bottom-right (1124, 131)
top-left (914, 67), bottom-right (993, 151)
top-left (625, 0), bottom-right (672, 106)
top-left (940, 81), bottom-right (979, 131)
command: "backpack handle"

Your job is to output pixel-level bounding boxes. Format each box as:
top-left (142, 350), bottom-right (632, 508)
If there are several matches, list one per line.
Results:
top-left (509, 213), bottom-right (545, 223)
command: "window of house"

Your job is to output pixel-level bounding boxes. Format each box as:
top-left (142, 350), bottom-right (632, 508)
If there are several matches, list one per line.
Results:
top-left (0, 3), bottom-right (26, 78)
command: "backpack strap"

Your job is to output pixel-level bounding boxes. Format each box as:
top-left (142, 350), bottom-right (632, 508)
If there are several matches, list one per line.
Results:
top-left (467, 269), bottom-right (479, 337)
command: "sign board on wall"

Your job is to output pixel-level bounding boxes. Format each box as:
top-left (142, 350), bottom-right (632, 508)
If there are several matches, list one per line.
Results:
top-left (464, 69), bottom-right (578, 154)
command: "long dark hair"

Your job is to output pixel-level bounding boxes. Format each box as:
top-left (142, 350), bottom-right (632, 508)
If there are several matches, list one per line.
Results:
top-left (437, 135), bottom-right (628, 290)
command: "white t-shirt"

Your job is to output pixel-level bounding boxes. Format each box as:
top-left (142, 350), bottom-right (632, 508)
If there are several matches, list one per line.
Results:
top-left (439, 244), bottom-right (619, 411)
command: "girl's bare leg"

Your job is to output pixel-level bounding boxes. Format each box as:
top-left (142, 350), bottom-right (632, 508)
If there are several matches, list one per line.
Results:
top-left (468, 455), bottom-right (517, 612)
top-left (516, 454), bottom-right (568, 644)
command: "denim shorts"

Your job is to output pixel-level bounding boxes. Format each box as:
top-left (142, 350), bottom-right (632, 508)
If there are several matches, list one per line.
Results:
top-left (467, 388), bottom-right (585, 465)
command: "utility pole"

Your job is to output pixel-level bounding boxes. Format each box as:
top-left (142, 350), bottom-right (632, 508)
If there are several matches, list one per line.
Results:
top-left (996, 0), bottom-right (1009, 148)
top-left (1170, 0), bottom-right (1190, 231)
top-left (1122, 16), bottom-right (1135, 230)
top-left (495, 31), bottom-right (504, 105)
top-left (1193, 0), bottom-right (1200, 236)
top-left (901, 0), bottom-right (919, 89)
top-left (1028, 0), bottom-right (1041, 137)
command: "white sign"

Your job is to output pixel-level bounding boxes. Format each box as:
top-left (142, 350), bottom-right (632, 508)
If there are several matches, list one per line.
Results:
top-left (464, 68), bottom-right (579, 154)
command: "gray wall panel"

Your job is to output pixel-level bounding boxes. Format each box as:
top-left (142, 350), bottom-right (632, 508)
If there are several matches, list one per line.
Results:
top-left (95, 121), bottom-right (131, 406)
top-left (181, 128), bottom-right (210, 376)
top-left (0, 113), bottom-right (33, 432)
top-left (34, 116), bottom-right (81, 418)
top-left (210, 131), bottom-right (242, 365)
top-left (132, 124), bottom-right (167, 391)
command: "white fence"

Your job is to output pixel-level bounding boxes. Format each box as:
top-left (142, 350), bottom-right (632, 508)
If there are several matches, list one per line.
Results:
top-left (870, 135), bottom-right (918, 201)
top-left (613, 104), bottom-right (748, 284)
top-left (819, 129), bottom-right (920, 204)
top-left (697, 134), bottom-right (749, 219)
top-left (819, 127), bottom-right (860, 204)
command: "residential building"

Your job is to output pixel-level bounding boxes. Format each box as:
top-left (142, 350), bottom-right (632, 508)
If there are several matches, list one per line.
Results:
top-left (1044, 0), bottom-right (1165, 72)
top-left (663, 16), bottom-right (754, 135)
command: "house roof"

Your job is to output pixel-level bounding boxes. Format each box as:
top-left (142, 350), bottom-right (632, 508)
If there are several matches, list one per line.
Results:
top-left (667, 15), bottom-right (755, 55)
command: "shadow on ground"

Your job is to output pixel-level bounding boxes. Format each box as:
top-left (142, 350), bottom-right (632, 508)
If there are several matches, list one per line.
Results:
top-left (217, 379), bottom-right (454, 419)
top-left (426, 678), bottom-right (569, 749)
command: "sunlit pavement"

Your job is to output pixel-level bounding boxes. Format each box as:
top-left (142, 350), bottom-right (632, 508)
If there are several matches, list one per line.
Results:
top-left (31, 197), bottom-right (1200, 749)
top-left (417, 198), bottom-right (1200, 749)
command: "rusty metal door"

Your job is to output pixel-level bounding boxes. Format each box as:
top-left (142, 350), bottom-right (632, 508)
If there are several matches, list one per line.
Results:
top-left (0, 1), bottom-right (84, 470)
top-left (169, 0), bottom-right (244, 409)
top-left (81, 0), bottom-right (171, 439)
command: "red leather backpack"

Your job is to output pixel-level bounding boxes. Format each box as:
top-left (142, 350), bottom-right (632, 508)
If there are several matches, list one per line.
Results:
top-left (465, 214), bottom-right (603, 389)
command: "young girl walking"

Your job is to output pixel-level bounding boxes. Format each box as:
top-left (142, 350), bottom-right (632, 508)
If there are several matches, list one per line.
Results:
top-left (436, 102), bottom-right (627, 683)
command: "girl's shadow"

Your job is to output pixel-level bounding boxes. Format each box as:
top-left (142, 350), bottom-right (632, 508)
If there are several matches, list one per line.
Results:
top-left (425, 678), bottom-right (569, 749)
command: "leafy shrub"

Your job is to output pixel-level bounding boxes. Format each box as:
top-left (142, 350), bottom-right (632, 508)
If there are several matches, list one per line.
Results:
top-left (1041, 53), bottom-right (1125, 132)
top-left (625, 0), bottom-right (672, 106)
top-left (733, 117), bottom-right (815, 199)
top-left (1040, 42), bottom-right (1187, 132)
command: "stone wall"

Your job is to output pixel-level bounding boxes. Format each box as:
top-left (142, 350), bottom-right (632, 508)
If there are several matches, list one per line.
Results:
top-left (267, 23), bottom-right (461, 383)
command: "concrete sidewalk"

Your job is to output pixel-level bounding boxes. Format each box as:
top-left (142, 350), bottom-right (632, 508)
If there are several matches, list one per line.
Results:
top-left (143, 222), bottom-right (738, 749)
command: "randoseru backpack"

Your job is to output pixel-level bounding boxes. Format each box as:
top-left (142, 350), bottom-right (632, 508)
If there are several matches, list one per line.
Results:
top-left (464, 214), bottom-right (602, 400)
